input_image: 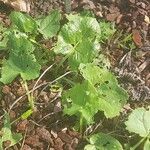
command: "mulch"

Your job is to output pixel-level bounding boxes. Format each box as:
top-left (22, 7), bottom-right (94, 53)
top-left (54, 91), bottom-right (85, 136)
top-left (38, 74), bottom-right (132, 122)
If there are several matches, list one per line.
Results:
top-left (0, 0), bottom-right (150, 149)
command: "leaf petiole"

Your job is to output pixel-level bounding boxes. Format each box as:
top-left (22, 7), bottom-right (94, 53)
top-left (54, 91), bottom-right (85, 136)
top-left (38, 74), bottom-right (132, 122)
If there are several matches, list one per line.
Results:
top-left (80, 114), bottom-right (83, 134)
top-left (130, 137), bottom-right (147, 150)
top-left (23, 80), bottom-right (35, 111)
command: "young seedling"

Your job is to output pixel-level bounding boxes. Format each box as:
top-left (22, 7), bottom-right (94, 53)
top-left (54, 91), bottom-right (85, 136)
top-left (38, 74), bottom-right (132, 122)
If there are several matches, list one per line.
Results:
top-left (54, 13), bottom-right (128, 134)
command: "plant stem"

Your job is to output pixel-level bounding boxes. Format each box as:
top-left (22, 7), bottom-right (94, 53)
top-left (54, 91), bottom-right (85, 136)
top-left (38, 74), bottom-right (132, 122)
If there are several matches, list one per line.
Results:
top-left (63, 77), bottom-right (76, 86)
top-left (80, 114), bottom-right (83, 134)
top-left (130, 137), bottom-right (146, 150)
top-left (23, 80), bottom-right (34, 110)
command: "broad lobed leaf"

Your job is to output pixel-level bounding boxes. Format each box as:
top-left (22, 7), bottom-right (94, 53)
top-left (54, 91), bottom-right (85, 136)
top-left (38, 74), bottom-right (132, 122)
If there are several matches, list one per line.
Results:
top-left (79, 63), bottom-right (128, 118)
top-left (0, 31), bottom-right (41, 84)
top-left (125, 107), bottom-right (150, 138)
top-left (84, 133), bottom-right (123, 150)
top-left (0, 54), bottom-right (40, 84)
top-left (54, 14), bottom-right (101, 70)
top-left (10, 11), bottom-right (38, 33)
top-left (0, 10), bottom-right (62, 84)
top-left (63, 81), bottom-right (99, 124)
top-left (63, 63), bottom-right (128, 124)
top-left (37, 10), bottom-right (61, 39)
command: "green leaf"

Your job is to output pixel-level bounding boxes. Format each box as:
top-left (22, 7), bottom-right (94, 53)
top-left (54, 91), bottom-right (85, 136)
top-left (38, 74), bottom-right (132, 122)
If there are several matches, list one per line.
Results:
top-left (38, 10), bottom-right (61, 39)
top-left (84, 145), bottom-right (96, 150)
top-left (54, 14), bottom-right (100, 69)
top-left (63, 81), bottom-right (99, 124)
top-left (10, 11), bottom-right (37, 33)
top-left (79, 63), bottom-right (128, 118)
top-left (56, 13), bottom-right (100, 46)
top-left (21, 109), bottom-right (33, 119)
top-left (0, 52), bottom-right (40, 84)
top-left (7, 30), bottom-right (30, 53)
top-left (0, 31), bottom-right (41, 84)
top-left (66, 14), bottom-right (101, 41)
top-left (125, 107), bottom-right (150, 138)
top-left (68, 40), bottom-right (97, 70)
top-left (97, 76), bottom-right (128, 118)
top-left (0, 113), bottom-right (22, 149)
top-left (144, 139), bottom-right (150, 150)
top-left (54, 35), bottom-right (73, 54)
top-left (84, 133), bottom-right (123, 150)
top-left (79, 63), bottom-right (115, 85)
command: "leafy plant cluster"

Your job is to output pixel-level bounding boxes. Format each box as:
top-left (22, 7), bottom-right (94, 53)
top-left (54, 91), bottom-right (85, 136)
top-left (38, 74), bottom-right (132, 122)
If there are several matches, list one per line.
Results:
top-left (0, 11), bottom-right (149, 150)
top-left (0, 10), bottom-right (61, 84)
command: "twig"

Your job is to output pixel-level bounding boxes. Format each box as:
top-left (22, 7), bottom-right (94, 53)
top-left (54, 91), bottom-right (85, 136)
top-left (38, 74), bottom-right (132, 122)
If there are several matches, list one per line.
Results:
top-left (20, 128), bottom-right (27, 150)
top-left (29, 119), bottom-right (42, 127)
top-left (32, 64), bottom-right (54, 91)
top-left (38, 112), bottom-right (60, 123)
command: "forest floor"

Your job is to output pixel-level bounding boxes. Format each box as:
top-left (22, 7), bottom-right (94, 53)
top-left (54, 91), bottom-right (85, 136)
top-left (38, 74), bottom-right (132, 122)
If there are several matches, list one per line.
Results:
top-left (0, 0), bottom-right (150, 150)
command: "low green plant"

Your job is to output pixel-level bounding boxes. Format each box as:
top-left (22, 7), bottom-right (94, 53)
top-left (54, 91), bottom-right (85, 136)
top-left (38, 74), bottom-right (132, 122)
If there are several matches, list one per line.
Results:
top-left (54, 13), bottom-right (128, 132)
top-left (0, 11), bottom-right (141, 150)
top-left (0, 10), bottom-right (61, 110)
top-left (63, 63), bottom-right (128, 132)
top-left (54, 13), bottom-right (101, 70)
top-left (0, 10), bottom-right (61, 84)
top-left (0, 11), bottom-right (61, 149)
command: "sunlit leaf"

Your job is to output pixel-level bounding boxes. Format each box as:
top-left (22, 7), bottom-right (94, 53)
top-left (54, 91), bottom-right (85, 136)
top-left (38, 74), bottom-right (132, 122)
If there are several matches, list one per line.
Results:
top-left (125, 107), bottom-right (150, 138)
top-left (63, 63), bottom-right (128, 125)
top-left (54, 14), bottom-right (100, 69)
top-left (79, 63), bottom-right (128, 118)
top-left (63, 81), bottom-right (99, 124)
top-left (38, 10), bottom-right (61, 39)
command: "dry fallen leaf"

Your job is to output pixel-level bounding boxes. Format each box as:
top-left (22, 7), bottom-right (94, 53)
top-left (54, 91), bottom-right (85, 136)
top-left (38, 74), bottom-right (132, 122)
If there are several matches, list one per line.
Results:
top-left (138, 60), bottom-right (150, 72)
top-left (0, 0), bottom-right (30, 13)
top-left (132, 29), bottom-right (143, 47)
